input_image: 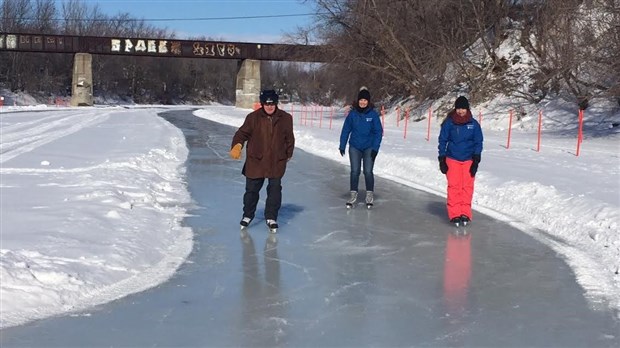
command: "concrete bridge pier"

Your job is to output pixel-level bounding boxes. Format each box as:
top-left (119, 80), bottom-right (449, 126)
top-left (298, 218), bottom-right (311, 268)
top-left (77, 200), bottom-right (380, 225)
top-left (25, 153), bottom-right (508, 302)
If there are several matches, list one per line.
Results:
top-left (235, 59), bottom-right (260, 109)
top-left (70, 53), bottom-right (94, 106)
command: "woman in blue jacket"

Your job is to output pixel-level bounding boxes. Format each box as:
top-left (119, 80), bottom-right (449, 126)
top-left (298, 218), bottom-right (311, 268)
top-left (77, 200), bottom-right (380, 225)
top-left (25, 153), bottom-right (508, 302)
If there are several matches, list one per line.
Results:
top-left (437, 96), bottom-right (483, 226)
top-left (339, 87), bottom-right (383, 208)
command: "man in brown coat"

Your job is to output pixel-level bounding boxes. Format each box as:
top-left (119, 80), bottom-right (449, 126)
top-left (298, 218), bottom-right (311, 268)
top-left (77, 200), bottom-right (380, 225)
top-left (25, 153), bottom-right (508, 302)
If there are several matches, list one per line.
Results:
top-left (229, 89), bottom-right (295, 231)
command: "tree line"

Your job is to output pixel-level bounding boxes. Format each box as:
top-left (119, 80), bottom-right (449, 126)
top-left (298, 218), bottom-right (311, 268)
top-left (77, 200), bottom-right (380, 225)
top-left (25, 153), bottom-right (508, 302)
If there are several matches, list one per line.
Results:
top-left (294, 0), bottom-right (619, 108)
top-left (1, 0), bottom-right (618, 107)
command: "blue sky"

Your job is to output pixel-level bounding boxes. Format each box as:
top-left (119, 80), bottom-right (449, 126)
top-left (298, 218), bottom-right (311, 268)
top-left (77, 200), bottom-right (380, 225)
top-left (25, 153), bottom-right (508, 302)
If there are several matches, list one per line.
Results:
top-left (56, 0), bottom-right (316, 43)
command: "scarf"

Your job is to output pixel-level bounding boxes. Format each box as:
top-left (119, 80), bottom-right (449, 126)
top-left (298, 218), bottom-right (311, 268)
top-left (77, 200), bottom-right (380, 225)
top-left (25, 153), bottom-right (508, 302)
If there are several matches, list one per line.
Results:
top-left (450, 109), bottom-right (472, 125)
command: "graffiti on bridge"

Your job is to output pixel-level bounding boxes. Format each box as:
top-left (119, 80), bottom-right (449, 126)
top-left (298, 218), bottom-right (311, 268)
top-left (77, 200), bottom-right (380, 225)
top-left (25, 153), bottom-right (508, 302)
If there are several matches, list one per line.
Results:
top-left (0, 33), bottom-right (323, 62)
top-left (1, 34), bottom-right (241, 59)
top-left (111, 39), bottom-right (240, 58)
top-left (111, 39), bottom-right (179, 55)
top-left (192, 42), bottom-right (241, 57)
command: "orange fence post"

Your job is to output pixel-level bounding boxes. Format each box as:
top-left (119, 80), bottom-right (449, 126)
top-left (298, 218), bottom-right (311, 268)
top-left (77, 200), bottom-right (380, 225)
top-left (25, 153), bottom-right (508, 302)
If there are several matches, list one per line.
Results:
top-left (426, 107), bottom-right (432, 141)
top-left (329, 106), bottom-right (334, 130)
top-left (404, 109), bottom-right (410, 139)
top-left (537, 110), bottom-right (543, 152)
top-left (381, 105), bottom-right (385, 136)
top-left (576, 109), bottom-right (584, 156)
top-left (298, 104), bottom-right (303, 126)
top-left (303, 105), bottom-right (307, 126)
top-left (506, 109), bottom-right (513, 149)
top-left (478, 111), bottom-right (482, 126)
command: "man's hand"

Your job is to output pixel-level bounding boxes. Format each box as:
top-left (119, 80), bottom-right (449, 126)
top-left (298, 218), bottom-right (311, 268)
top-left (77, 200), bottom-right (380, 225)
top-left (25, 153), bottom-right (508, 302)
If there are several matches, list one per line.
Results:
top-left (339, 148), bottom-right (345, 157)
top-left (230, 143), bottom-right (243, 159)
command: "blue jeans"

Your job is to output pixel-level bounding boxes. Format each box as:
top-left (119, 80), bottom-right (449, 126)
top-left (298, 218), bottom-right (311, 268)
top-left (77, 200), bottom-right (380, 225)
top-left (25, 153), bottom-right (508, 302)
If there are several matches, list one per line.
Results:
top-left (348, 147), bottom-right (375, 192)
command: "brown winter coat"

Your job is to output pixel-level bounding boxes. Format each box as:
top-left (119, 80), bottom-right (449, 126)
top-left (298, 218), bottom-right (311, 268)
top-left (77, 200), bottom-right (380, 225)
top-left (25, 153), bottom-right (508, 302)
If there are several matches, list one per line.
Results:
top-left (232, 107), bottom-right (295, 179)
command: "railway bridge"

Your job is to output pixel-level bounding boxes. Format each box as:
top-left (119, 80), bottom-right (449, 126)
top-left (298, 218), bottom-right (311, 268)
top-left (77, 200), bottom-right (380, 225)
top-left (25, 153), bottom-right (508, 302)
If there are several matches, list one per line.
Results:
top-left (0, 33), bottom-right (325, 107)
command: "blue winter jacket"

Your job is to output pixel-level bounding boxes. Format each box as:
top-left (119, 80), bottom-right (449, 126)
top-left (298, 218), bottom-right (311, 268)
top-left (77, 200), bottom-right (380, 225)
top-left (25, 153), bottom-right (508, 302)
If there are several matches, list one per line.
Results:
top-left (339, 106), bottom-right (383, 152)
top-left (438, 112), bottom-right (483, 161)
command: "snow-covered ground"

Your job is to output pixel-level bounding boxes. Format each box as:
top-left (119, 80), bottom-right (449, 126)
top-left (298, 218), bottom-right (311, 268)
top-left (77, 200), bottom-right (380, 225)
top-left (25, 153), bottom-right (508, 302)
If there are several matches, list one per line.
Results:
top-left (0, 105), bottom-right (193, 328)
top-left (0, 98), bottom-right (618, 329)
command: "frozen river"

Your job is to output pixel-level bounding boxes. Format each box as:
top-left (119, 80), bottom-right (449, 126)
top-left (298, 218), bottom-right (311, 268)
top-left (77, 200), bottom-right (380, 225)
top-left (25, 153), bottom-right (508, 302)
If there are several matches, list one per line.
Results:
top-left (2, 109), bottom-right (618, 347)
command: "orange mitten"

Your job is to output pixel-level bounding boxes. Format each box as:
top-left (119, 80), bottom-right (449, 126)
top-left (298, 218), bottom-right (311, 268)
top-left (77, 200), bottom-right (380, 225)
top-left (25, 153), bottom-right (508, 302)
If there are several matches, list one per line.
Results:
top-left (229, 143), bottom-right (243, 159)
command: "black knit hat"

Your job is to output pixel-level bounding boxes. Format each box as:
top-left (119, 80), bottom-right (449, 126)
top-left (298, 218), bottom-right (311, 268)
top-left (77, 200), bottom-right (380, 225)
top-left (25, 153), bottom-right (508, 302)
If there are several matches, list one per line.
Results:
top-left (260, 89), bottom-right (279, 104)
top-left (357, 87), bottom-right (371, 102)
top-left (455, 96), bottom-right (470, 109)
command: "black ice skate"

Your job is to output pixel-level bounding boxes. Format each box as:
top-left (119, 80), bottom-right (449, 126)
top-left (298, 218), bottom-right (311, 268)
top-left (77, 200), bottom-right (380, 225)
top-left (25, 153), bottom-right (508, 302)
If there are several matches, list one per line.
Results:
top-left (460, 215), bottom-right (471, 227)
top-left (240, 216), bottom-right (252, 230)
top-left (266, 219), bottom-right (278, 234)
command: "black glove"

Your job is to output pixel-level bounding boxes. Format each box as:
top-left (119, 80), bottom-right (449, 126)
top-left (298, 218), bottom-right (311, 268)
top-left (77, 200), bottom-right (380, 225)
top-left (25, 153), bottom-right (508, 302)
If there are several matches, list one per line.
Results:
top-left (470, 154), bottom-right (481, 177)
top-left (371, 150), bottom-right (378, 161)
top-left (339, 148), bottom-right (345, 157)
top-left (438, 156), bottom-right (448, 174)
top-left (469, 162), bottom-right (478, 177)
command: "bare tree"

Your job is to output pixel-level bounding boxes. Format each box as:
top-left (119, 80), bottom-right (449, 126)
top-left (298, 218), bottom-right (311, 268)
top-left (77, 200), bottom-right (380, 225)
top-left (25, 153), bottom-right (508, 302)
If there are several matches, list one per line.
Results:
top-left (302, 0), bottom-right (511, 105)
top-left (0, 0), bottom-right (32, 32)
top-left (519, 0), bottom-right (619, 104)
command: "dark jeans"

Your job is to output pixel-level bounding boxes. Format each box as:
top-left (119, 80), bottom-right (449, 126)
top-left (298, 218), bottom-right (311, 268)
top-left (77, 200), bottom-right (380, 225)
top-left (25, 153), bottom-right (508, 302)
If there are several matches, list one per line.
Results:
top-left (348, 147), bottom-right (375, 192)
top-left (243, 177), bottom-right (282, 221)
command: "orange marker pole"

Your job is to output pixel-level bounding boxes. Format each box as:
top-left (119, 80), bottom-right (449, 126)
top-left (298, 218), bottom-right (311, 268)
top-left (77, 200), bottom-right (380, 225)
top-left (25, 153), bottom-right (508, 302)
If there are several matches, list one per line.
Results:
top-left (506, 110), bottom-right (513, 149)
top-left (536, 110), bottom-right (543, 152)
top-left (381, 105), bottom-right (385, 136)
top-left (426, 107), bottom-right (432, 141)
top-left (576, 109), bottom-right (584, 156)
top-left (404, 109), bottom-right (410, 139)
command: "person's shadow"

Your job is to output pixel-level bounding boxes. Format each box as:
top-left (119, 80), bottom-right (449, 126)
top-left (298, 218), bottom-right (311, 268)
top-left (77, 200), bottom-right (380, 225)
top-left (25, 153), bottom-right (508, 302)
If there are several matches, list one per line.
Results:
top-left (239, 231), bottom-right (285, 346)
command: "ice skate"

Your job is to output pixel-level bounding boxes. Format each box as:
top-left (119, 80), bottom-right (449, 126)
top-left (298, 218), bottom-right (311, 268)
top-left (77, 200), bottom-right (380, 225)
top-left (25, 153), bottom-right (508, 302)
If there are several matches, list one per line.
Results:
top-left (266, 219), bottom-right (278, 233)
top-left (450, 217), bottom-right (461, 227)
top-left (346, 191), bottom-right (358, 209)
top-left (365, 191), bottom-right (374, 209)
top-left (240, 216), bottom-right (252, 229)
top-left (460, 215), bottom-right (471, 227)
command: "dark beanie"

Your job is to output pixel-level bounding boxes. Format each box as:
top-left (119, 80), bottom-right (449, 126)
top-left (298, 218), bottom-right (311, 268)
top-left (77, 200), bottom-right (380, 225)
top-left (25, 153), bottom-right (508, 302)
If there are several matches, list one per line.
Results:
top-left (260, 89), bottom-right (279, 104)
top-left (357, 88), bottom-right (371, 102)
top-left (455, 96), bottom-right (470, 109)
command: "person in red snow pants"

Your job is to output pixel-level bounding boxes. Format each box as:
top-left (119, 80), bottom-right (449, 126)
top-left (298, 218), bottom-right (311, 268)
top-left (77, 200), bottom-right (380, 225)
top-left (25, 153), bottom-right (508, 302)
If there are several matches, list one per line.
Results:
top-left (445, 157), bottom-right (475, 220)
top-left (437, 96), bottom-right (483, 225)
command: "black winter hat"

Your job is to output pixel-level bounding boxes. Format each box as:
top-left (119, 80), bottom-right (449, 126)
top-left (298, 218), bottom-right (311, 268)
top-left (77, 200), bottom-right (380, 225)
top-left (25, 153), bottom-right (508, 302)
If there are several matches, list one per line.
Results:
top-left (260, 89), bottom-right (279, 104)
top-left (455, 96), bottom-right (470, 110)
top-left (357, 87), bottom-right (371, 102)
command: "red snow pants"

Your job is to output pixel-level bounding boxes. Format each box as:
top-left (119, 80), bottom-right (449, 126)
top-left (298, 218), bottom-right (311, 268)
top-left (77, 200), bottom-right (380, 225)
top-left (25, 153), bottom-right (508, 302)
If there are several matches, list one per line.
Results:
top-left (445, 157), bottom-right (475, 220)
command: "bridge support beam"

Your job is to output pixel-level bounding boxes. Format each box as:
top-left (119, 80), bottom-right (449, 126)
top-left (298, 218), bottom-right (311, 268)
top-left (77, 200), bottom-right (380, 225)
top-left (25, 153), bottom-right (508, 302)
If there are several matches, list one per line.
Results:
top-left (235, 59), bottom-right (260, 109)
top-left (70, 53), bottom-right (93, 106)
